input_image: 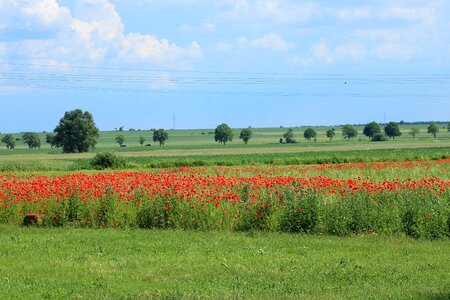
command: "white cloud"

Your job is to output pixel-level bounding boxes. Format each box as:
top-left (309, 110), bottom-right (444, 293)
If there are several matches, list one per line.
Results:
top-left (300, 40), bottom-right (367, 65)
top-left (180, 21), bottom-right (216, 33)
top-left (382, 7), bottom-right (437, 26)
top-left (0, 0), bottom-right (202, 66)
top-left (334, 7), bottom-right (371, 21)
top-left (371, 43), bottom-right (413, 60)
top-left (215, 42), bottom-right (233, 51)
top-left (119, 34), bottom-right (202, 63)
top-left (238, 33), bottom-right (290, 51)
top-left (221, 0), bottom-right (318, 24)
top-left (19, 0), bottom-right (71, 28)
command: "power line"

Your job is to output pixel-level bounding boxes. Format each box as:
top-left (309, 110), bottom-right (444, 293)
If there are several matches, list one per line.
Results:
top-left (0, 82), bottom-right (448, 98)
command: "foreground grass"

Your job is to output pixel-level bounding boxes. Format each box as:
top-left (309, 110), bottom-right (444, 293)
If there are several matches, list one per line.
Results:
top-left (0, 226), bottom-right (448, 299)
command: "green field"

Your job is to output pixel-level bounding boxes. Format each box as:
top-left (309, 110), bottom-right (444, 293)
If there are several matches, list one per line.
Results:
top-left (1, 124), bottom-right (450, 171)
top-left (0, 226), bottom-right (449, 299)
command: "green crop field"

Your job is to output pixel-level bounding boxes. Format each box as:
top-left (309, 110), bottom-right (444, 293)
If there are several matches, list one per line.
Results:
top-left (1, 124), bottom-right (450, 172)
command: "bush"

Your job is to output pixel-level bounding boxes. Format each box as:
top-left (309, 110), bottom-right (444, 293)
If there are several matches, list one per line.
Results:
top-left (372, 133), bottom-right (388, 142)
top-left (90, 152), bottom-right (125, 170)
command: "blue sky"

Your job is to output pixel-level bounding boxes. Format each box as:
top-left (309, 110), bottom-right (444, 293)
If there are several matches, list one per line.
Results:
top-left (0, 0), bottom-right (449, 132)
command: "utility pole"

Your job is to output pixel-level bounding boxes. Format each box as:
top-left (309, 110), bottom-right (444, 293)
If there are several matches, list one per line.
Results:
top-left (173, 113), bottom-right (176, 130)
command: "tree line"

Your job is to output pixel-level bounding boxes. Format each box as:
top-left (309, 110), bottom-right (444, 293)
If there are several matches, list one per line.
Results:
top-left (1, 109), bottom-right (449, 152)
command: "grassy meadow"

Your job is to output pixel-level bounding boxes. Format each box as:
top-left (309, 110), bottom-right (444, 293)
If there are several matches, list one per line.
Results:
top-left (1, 226), bottom-right (449, 299)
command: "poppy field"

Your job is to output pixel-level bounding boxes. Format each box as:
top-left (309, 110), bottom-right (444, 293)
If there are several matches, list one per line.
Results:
top-left (1, 157), bottom-right (449, 239)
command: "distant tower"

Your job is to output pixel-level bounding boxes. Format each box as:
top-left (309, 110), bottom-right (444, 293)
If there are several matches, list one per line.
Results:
top-left (173, 113), bottom-right (176, 130)
top-left (383, 109), bottom-right (386, 124)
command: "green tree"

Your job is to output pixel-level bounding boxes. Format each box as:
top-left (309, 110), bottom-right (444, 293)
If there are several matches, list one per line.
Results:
top-left (326, 128), bottom-right (335, 141)
top-left (153, 129), bottom-right (169, 146)
top-left (283, 128), bottom-right (296, 144)
top-left (138, 136), bottom-right (146, 146)
top-left (384, 121), bottom-right (402, 139)
top-left (363, 121), bottom-right (381, 140)
top-left (239, 128), bottom-right (252, 144)
top-left (115, 134), bottom-right (125, 146)
top-left (53, 109), bottom-right (99, 153)
top-left (1, 134), bottom-right (15, 149)
top-left (22, 132), bottom-right (41, 149)
top-left (303, 128), bottom-right (317, 141)
top-left (409, 128), bottom-right (420, 139)
top-left (342, 125), bottom-right (357, 140)
top-left (214, 123), bottom-right (233, 145)
top-left (447, 122), bottom-right (450, 132)
top-left (45, 133), bottom-right (57, 148)
top-left (427, 122), bottom-right (439, 138)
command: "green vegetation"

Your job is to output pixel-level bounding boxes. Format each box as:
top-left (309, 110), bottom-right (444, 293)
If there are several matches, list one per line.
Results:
top-left (153, 129), bottom-right (169, 146)
top-left (1, 134), bottom-right (15, 149)
top-left (0, 226), bottom-right (448, 299)
top-left (54, 109), bottom-right (100, 153)
top-left (384, 121), bottom-right (402, 140)
top-left (239, 128), bottom-right (253, 144)
top-left (214, 123), bottom-right (233, 145)
top-left (428, 122), bottom-right (439, 138)
top-left (115, 134), bottom-right (125, 146)
top-left (342, 124), bottom-right (358, 140)
top-left (303, 128), bottom-right (317, 141)
top-left (22, 132), bottom-right (41, 149)
top-left (90, 152), bottom-right (126, 170)
top-left (363, 121), bottom-right (381, 140)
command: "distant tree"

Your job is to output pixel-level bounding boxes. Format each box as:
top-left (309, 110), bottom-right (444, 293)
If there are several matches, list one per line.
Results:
top-left (342, 125), bottom-right (358, 140)
top-left (214, 123), bottom-right (233, 145)
top-left (153, 129), bottom-right (169, 146)
top-left (138, 136), bottom-right (146, 146)
top-left (409, 128), bottom-right (420, 139)
top-left (326, 128), bottom-right (336, 141)
top-left (384, 121), bottom-right (402, 139)
top-left (283, 128), bottom-right (296, 143)
top-left (22, 132), bottom-right (41, 149)
top-left (1, 134), bottom-right (15, 149)
top-left (239, 128), bottom-right (252, 144)
top-left (53, 109), bottom-right (99, 153)
top-left (45, 133), bottom-right (57, 148)
top-left (115, 134), bottom-right (125, 146)
top-left (447, 122), bottom-right (450, 132)
top-left (427, 122), bottom-right (439, 138)
top-left (303, 128), bottom-right (317, 141)
top-left (363, 121), bottom-right (381, 140)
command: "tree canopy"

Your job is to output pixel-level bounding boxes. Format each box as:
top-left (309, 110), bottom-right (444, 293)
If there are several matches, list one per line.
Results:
top-left (45, 133), bottom-right (57, 148)
top-left (363, 122), bottom-right (381, 140)
top-left (342, 125), bottom-right (358, 140)
top-left (303, 128), bottom-right (317, 141)
top-left (22, 132), bottom-right (41, 149)
top-left (409, 128), bottom-right (420, 139)
top-left (153, 129), bottom-right (169, 146)
top-left (115, 134), bottom-right (125, 146)
top-left (326, 128), bottom-right (335, 141)
top-left (53, 109), bottom-right (99, 153)
top-left (214, 123), bottom-right (233, 145)
top-left (384, 121), bottom-right (402, 139)
top-left (283, 128), bottom-right (296, 143)
top-left (1, 134), bottom-right (15, 149)
top-left (427, 122), bottom-right (439, 138)
top-left (239, 128), bottom-right (252, 144)
top-left (138, 136), bottom-right (146, 146)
